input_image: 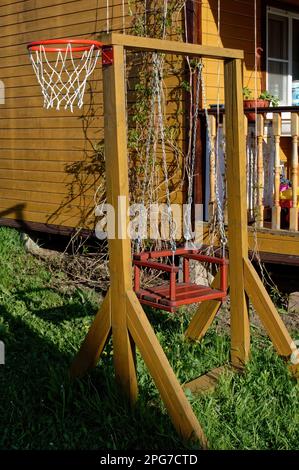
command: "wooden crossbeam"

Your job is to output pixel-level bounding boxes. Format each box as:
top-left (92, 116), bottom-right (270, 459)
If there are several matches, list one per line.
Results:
top-left (100, 33), bottom-right (244, 60)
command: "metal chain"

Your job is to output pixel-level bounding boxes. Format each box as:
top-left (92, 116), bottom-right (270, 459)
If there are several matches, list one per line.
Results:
top-left (155, 53), bottom-right (177, 254)
top-left (136, 53), bottom-right (158, 253)
top-left (136, 2), bottom-right (177, 255)
top-left (201, 67), bottom-right (227, 255)
top-left (184, 62), bottom-right (202, 246)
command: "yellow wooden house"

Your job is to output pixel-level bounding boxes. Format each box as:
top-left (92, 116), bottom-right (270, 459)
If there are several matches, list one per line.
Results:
top-left (0, 0), bottom-right (298, 263)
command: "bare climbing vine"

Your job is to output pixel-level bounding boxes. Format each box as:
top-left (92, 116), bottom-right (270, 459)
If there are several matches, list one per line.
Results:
top-left (30, 1), bottom-right (196, 292)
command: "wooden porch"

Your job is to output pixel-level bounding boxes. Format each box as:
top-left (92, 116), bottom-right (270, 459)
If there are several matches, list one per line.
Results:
top-left (202, 106), bottom-right (299, 263)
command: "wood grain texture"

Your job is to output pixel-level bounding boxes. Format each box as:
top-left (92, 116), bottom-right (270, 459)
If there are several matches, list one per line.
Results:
top-left (100, 32), bottom-right (244, 59)
top-left (201, 0), bottom-right (263, 105)
top-left (183, 366), bottom-right (229, 394)
top-left (224, 58), bottom-right (250, 368)
top-left (102, 44), bottom-right (138, 403)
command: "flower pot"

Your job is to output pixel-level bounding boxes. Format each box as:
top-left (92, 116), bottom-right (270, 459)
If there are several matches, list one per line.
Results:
top-left (243, 99), bottom-right (270, 122)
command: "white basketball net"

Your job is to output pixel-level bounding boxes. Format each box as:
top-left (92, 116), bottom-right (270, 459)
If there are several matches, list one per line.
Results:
top-left (29, 43), bottom-right (100, 112)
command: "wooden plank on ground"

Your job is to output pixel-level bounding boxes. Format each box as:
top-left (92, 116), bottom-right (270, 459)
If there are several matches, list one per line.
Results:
top-left (183, 366), bottom-right (228, 394)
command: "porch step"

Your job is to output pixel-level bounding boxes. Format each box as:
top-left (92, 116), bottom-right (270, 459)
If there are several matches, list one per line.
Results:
top-left (251, 251), bottom-right (299, 267)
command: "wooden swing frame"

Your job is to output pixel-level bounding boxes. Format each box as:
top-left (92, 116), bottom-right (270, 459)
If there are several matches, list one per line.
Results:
top-left (70, 34), bottom-right (299, 449)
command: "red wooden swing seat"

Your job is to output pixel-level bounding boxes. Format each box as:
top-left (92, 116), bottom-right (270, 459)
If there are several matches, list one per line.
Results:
top-left (133, 248), bottom-right (228, 312)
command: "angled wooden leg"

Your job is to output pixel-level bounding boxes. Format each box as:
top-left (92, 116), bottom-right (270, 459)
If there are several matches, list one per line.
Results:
top-left (185, 270), bottom-right (227, 341)
top-left (126, 290), bottom-right (208, 448)
top-left (185, 299), bottom-right (221, 341)
top-left (244, 257), bottom-right (299, 376)
top-left (70, 289), bottom-right (112, 378)
top-left (111, 291), bottom-right (138, 404)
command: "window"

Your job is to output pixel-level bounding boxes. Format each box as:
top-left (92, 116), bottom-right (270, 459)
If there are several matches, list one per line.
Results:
top-left (267, 7), bottom-right (299, 106)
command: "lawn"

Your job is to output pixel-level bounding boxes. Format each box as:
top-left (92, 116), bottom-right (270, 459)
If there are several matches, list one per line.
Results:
top-left (0, 227), bottom-right (298, 450)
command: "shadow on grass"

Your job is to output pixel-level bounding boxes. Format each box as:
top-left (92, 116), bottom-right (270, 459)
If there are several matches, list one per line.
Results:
top-left (0, 301), bottom-right (190, 451)
top-left (9, 287), bottom-right (98, 323)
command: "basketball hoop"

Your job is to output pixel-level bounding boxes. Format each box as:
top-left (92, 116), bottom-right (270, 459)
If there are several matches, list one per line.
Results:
top-left (27, 39), bottom-right (103, 112)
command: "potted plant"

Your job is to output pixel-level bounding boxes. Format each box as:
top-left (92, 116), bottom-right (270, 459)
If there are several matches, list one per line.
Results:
top-left (243, 87), bottom-right (279, 121)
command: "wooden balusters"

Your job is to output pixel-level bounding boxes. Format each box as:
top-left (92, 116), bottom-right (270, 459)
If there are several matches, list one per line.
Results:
top-left (222, 116), bottom-right (228, 225)
top-left (272, 113), bottom-right (282, 230)
top-left (210, 109), bottom-right (297, 233)
top-left (209, 114), bottom-right (216, 219)
top-left (244, 114), bottom-right (252, 221)
top-left (256, 114), bottom-right (264, 228)
top-left (290, 113), bottom-right (299, 231)
top-left (244, 114), bottom-right (248, 138)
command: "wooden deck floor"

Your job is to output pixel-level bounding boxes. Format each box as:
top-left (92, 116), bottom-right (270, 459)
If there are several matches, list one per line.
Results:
top-left (202, 223), bottom-right (299, 265)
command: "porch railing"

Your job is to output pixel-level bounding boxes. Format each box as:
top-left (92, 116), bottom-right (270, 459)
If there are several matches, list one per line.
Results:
top-left (206, 106), bottom-right (299, 232)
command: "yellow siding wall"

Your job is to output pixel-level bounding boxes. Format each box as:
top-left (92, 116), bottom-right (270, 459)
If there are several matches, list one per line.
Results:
top-left (0, 1), bottom-right (185, 229)
top-left (202, 0), bottom-right (263, 104)
top-left (0, 0), bottom-right (130, 229)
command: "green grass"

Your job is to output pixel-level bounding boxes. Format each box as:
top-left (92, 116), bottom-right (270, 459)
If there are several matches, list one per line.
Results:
top-left (0, 227), bottom-right (298, 450)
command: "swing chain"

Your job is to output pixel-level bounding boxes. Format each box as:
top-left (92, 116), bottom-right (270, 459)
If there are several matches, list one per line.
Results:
top-left (184, 61), bottom-right (203, 247)
top-left (155, 52), bottom-right (177, 254)
top-left (201, 66), bottom-right (227, 257)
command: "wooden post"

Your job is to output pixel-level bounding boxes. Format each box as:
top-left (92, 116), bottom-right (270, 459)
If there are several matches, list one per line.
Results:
top-left (224, 58), bottom-right (250, 368)
top-left (272, 113), bottom-right (282, 230)
top-left (290, 113), bottom-right (299, 231)
top-left (256, 114), bottom-right (264, 228)
top-left (102, 45), bottom-right (138, 403)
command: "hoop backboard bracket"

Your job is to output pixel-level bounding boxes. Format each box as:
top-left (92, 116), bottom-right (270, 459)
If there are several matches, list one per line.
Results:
top-left (102, 46), bottom-right (114, 66)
